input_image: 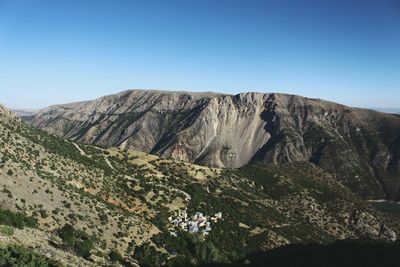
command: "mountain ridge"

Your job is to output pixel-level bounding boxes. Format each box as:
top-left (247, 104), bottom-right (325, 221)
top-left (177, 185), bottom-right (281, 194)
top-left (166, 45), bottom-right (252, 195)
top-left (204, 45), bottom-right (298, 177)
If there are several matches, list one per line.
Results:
top-left (25, 89), bottom-right (400, 200)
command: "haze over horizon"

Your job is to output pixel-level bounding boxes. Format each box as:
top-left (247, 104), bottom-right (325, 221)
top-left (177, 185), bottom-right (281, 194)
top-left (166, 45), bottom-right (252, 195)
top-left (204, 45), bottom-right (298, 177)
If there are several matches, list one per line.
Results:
top-left (1, 0), bottom-right (399, 109)
top-left (4, 89), bottom-right (400, 114)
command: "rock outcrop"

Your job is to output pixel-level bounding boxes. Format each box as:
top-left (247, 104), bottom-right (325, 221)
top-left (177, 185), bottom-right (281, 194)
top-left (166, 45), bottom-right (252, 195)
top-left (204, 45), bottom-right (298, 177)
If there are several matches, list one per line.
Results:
top-left (0, 104), bottom-right (15, 118)
top-left (25, 89), bottom-right (400, 199)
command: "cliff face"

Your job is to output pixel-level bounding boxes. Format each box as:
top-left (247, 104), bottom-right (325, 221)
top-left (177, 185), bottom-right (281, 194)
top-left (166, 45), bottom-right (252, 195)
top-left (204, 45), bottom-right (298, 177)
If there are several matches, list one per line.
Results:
top-left (25, 90), bottom-right (400, 199)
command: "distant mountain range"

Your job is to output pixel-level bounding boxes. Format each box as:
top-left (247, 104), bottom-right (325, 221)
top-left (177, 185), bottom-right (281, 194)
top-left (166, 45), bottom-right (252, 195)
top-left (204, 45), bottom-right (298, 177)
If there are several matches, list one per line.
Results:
top-left (23, 89), bottom-right (400, 201)
top-left (371, 108), bottom-right (400, 115)
top-left (11, 108), bottom-right (38, 117)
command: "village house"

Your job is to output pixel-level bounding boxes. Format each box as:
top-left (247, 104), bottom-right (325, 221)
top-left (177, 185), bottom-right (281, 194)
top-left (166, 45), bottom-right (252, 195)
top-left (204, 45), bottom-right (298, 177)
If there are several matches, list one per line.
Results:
top-left (168, 209), bottom-right (223, 236)
top-left (188, 222), bottom-right (199, 233)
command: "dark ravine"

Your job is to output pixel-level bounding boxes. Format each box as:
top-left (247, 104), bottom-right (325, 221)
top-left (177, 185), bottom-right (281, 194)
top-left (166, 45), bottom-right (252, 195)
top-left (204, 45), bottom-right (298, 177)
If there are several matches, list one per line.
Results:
top-left (199, 240), bottom-right (400, 267)
top-left (24, 89), bottom-right (400, 200)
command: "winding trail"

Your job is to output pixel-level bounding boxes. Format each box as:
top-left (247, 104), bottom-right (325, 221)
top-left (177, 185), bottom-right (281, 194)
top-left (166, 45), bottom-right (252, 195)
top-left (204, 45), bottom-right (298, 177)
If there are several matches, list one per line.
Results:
top-left (72, 141), bottom-right (115, 170)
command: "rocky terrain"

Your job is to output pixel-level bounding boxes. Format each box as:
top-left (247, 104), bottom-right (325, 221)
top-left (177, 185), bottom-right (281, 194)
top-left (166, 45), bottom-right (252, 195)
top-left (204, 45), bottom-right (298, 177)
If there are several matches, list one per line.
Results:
top-left (11, 108), bottom-right (38, 118)
top-left (26, 90), bottom-right (400, 200)
top-left (1, 103), bottom-right (400, 266)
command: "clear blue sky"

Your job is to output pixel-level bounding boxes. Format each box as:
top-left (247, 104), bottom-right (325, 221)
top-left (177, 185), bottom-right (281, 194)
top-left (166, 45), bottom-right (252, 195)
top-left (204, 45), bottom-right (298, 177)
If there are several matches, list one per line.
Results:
top-left (0, 0), bottom-right (399, 109)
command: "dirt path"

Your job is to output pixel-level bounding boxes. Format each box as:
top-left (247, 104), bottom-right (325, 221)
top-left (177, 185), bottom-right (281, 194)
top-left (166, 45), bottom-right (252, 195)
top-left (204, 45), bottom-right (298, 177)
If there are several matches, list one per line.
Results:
top-left (72, 142), bottom-right (86, 156)
top-left (105, 157), bottom-right (115, 170)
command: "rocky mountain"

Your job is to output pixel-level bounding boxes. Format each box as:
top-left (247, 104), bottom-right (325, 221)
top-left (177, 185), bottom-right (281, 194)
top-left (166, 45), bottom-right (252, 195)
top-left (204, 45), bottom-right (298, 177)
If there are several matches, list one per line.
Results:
top-left (2, 103), bottom-right (400, 266)
top-left (25, 90), bottom-right (400, 200)
top-left (11, 108), bottom-right (39, 118)
top-left (0, 104), bottom-right (15, 118)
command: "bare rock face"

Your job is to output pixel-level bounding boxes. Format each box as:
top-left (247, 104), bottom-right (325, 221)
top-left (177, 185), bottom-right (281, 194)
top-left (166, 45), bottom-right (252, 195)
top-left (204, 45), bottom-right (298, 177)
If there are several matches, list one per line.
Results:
top-left (25, 89), bottom-right (400, 199)
top-left (0, 104), bottom-right (15, 118)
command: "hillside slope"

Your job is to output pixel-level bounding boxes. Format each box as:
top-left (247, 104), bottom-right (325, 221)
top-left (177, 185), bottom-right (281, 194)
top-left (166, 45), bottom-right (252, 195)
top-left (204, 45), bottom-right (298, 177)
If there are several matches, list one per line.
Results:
top-left (25, 90), bottom-right (400, 200)
top-left (1, 103), bottom-right (400, 266)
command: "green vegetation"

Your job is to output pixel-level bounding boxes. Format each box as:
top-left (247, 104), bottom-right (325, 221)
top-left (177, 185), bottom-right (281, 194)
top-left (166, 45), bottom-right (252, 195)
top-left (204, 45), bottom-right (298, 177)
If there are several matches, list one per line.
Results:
top-left (238, 165), bottom-right (295, 199)
top-left (0, 225), bottom-right (14, 236)
top-left (11, 123), bottom-right (113, 174)
top-left (0, 207), bottom-right (37, 229)
top-left (58, 224), bottom-right (95, 259)
top-left (140, 162), bottom-right (359, 266)
top-left (151, 226), bottom-right (246, 266)
top-left (134, 243), bottom-right (168, 267)
top-left (109, 250), bottom-right (126, 264)
top-left (0, 245), bottom-right (61, 267)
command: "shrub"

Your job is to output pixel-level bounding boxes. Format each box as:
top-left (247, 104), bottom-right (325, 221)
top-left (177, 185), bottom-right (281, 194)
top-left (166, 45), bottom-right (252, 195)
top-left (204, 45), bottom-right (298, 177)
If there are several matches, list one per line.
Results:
top-left (58, 224), bottom-right (95, 259)
top-left (109, 250), bottom-right (124, 263)
top-left (0, 245), bottom-right (61, 266)
top-left (0, 225), bottom-right (14, 236)
top-left (39, 209), bottom-right (48, 218)
top-left (0, 207), bottom-right (37, 229)
top-left (134, 243), bottom-right (167, 267)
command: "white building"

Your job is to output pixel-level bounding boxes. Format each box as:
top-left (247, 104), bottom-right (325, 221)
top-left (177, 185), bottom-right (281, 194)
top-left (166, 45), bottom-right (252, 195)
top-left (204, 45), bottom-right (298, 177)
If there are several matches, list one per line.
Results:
top-left (188, 223), bottom-right (199, 233)
top-left (214, 212), bottom-right (222, 219)
top-left (169, 231), bottom-right (178, 237)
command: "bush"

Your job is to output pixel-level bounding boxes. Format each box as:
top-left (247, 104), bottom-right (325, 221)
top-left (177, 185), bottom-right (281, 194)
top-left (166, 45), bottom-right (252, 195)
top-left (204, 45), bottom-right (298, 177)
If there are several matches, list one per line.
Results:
top-left (0, 207), bottom-right (37, 229)
top-left (109, 250), bottom-right (124, 263)
top-left (0, 225), bottom-right (14, 236)
top-left (0, 245), bottom-right (61, 267)
top-left (134, 243), bottom-right (167, 267)
top-left (58, 224), bottom-right (95, 259)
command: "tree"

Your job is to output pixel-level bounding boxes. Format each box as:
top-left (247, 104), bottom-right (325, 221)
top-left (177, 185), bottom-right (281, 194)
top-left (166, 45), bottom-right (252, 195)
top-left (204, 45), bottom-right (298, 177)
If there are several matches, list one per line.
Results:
top-left (58, 224), bottom-right (95, 260)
